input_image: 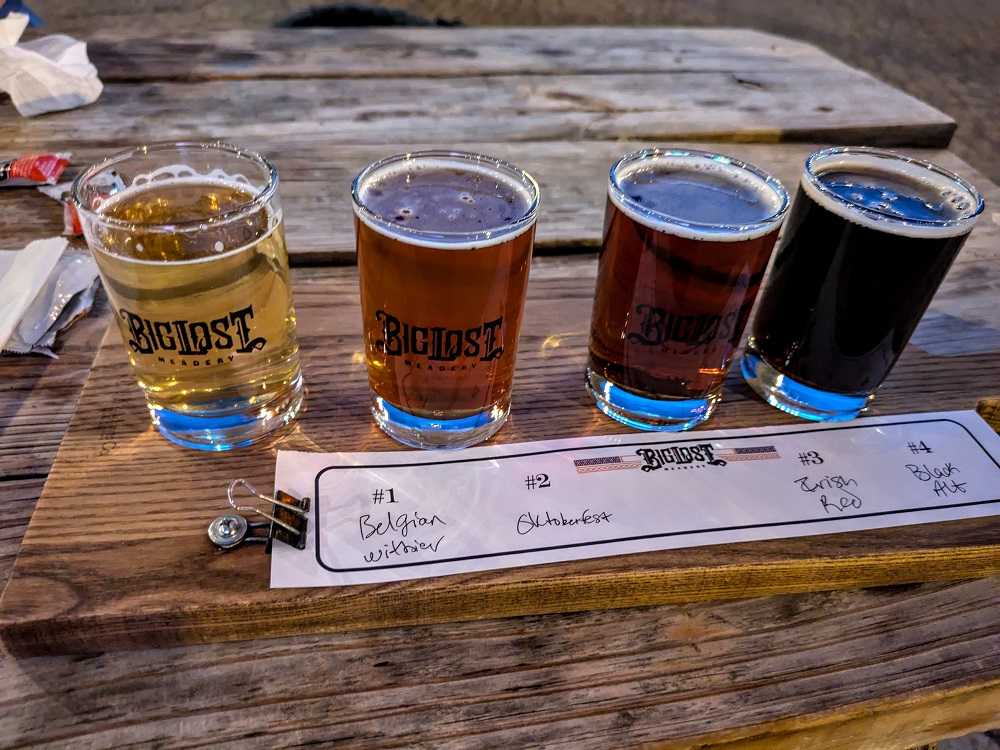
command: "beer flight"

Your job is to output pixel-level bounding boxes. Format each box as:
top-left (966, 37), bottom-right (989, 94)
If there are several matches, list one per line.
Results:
top-left (70, 142), bottom-right (984, 451)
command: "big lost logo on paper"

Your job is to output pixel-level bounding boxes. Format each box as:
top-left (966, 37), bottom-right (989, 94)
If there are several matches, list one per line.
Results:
top-left (572, 442), bottom-right (782, 475)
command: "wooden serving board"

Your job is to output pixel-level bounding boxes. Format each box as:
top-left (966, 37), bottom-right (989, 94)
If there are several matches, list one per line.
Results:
top-left (3, 156), bottom-right (1000, 654)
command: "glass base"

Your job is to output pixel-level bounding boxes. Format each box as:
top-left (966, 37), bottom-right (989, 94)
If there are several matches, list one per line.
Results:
top-left (740, 348), bottom-right (873, 422)
top-left (372, 396), bottom-right (508, 449)
top-left (585, 369), bottom-right (716, 431)
top-left (150, 373), bottom-right (304, 451)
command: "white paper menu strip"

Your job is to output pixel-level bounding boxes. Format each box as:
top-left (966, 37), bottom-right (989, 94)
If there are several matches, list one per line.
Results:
top-left (270, 411), bottom-right (1000, 588)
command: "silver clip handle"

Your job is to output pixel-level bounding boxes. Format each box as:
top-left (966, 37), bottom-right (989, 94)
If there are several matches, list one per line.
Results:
top-left (227, 478), bottom-right (305, 537)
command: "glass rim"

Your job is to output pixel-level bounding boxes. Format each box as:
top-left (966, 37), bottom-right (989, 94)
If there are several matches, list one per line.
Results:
top-left (351, 150), bottom-right (540, 246)
top-left (608, 147), bottom-right (790, 238)
top-left (803, 146), bottom-right (985, 229)
top-left (71, 141), bottom-right (279, 233)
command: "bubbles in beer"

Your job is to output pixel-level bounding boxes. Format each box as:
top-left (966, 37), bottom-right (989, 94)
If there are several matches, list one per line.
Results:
top-left (87, 177), bottom-right (300, 425)
top-left (801, 150), bottom-right (982, 239)
top-left (611, 153), bottom-right (787, 242)
top-left (99, 179), bottom-right (272, 261)
top-left (355, 157), bottom-right (535, 249)
top-left (820, 171), bottom-right (967, 223)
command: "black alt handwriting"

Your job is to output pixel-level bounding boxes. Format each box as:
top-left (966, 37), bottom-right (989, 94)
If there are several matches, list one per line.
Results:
top-left (905, 463), bottom-right (960, 482)
top-left (933, 479), bottom-right (968, 497)
top-left (795, 475), bottom-right (862, 514)
top-left (359, 510), bottom-right (447, 564)
top-left (517, 509), bottom-right (612, 535)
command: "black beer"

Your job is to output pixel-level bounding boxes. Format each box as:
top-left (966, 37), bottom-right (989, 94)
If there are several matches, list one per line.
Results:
top-left (743, 147), bottom-right (983, 420)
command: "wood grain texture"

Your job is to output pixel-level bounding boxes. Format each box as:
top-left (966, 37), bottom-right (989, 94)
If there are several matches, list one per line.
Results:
top-left (0, 26), bottom-right (996, 748)
top-left (84, 27), bottom-right (858, 81)
top-left (0, 72), bottom-right (953, 153)
top-left (2, 250), bottom-right (999, 656)
top-left (0, 29), bottom-right (954, 157)
top-left (2, 143), bottom-right (988, 264)
top-left (1, 577), bottom-right (998, 748)
top-left (0, 289), bottom-right (109, 480)
top-left (0, 479), bottom-right (44, 588)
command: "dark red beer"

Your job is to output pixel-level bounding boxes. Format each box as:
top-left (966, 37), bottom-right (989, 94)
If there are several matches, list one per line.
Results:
top-left (587, 149), bottom-right (789, 430)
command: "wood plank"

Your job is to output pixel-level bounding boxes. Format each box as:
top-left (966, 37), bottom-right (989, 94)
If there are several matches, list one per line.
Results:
top-left (2, 243), bottom-right (999, 655)
top-left (0, 479), bottom-right (44, 588)
top-left (0, 290), bottom-right (110, 479)
top-left (82, 27), bottom-right (857, 81)
top-left (0, 72), bottom-right (953, 151)
top-left (0, 577), bottom-right (997, 748)
top-left (2, 29), bottom-right (957, 156)
top-left (2, 143), bottom-right (984, 264)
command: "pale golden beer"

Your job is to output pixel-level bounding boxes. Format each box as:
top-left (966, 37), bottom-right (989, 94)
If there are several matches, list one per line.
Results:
top-left (74, 143), bottom-right (303, 450)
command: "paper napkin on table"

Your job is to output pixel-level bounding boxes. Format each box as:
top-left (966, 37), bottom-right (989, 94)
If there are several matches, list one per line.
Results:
top-left (0, 8), bottom-right (28, 45)
top-left (0, 11), bottom-right (103, 116)
top-left (0, 237), bottom-right (100, 357)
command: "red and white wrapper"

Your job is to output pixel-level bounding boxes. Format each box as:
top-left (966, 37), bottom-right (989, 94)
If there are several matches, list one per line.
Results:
top-left (1, 152), bottom-right (70, 187)
top-left (37, 181), bottom-right (83, 235)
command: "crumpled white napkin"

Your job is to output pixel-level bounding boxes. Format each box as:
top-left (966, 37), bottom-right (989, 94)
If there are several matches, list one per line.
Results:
top-left (0, 11), bottom-right (103, 116)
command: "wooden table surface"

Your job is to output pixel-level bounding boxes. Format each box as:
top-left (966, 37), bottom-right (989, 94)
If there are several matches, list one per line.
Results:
top-left (1, 26), bottom-right (998, 749)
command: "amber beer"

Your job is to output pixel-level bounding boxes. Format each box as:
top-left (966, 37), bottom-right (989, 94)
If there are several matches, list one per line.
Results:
top-left (587, 149), bottom-right (789, 430)
top-left (353, 151), bottom-right (539, 449)
top-left (74, 143), bottom-right (303, 450)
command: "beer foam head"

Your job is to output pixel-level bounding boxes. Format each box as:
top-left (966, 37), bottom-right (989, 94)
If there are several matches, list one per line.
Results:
top-left (353, 151), bottom-right (539, 250)
top-left (609, 149), bottom-right (789, 242)
top-left (74, 142), bottom-right (283, 265)
top-left (801, 147), bottom-right (984, 239)
top-left (88, 175), bottom-right (282, 265)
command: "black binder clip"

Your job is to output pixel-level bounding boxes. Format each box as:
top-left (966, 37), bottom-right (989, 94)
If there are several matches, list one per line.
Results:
top-left (207, 479), bottom-right (310, 553)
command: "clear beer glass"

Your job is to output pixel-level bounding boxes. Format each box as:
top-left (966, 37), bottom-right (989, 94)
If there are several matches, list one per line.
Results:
top-left (742, 147), bottom-right (984, 421)
top-left (353, 151), bottom-right (539, 449)
top-left (73, 142), bottom-right (304, 450)
top-left (587, 148), bottom-right (789, 431)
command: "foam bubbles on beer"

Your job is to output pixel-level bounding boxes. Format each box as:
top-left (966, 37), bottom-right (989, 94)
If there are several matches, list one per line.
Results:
top-left (801, 152), bottom-right (982, 239)
top-left (611, 154), bottom-right (787, 242)
top-left (354, 157), bottom-right (536, 250)
top-left (95, 176), bottom-right (279, 265)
